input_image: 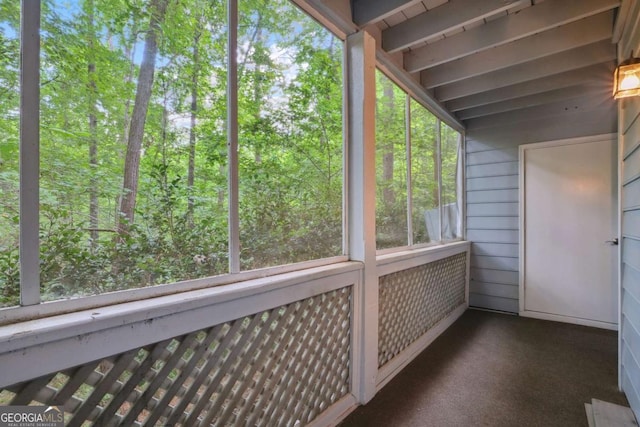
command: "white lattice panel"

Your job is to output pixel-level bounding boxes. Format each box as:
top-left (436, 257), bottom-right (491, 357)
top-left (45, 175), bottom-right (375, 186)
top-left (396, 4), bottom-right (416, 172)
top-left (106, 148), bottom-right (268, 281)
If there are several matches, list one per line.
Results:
top-left (378, 253), bottom-right (466, 367)
top-left (0, 287), bottom-right (352, 426)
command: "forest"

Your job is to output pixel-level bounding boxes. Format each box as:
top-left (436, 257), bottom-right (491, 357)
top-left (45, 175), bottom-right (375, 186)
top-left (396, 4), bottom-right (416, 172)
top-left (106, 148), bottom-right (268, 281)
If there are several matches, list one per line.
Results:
top-left (0, 0), bottom-right (459, 308)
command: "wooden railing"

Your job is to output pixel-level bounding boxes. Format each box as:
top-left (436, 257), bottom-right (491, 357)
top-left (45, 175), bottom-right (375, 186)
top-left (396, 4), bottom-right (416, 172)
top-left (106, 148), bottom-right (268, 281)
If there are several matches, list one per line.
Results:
top-left (0, 242), bottom-right (470, 426)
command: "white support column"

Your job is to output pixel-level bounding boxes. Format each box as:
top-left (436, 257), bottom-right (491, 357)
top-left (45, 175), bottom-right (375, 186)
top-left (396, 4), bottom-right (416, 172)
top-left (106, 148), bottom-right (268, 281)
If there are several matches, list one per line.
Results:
top-left (436, 119), bottom-right (443, 243)
top-left (346, 30), bottom-right (378, 404)
top-left (406, 95), bottom-right (413, 246)
top-left (228, 0), bottom-right (240, 274)
top-left (20, 0), bottom-right (40, 306)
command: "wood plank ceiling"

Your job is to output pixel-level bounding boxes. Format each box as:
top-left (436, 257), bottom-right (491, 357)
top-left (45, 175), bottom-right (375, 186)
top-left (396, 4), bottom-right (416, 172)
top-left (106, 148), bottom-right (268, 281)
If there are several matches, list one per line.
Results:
top-left (350, 0), bottom-right (621, 131)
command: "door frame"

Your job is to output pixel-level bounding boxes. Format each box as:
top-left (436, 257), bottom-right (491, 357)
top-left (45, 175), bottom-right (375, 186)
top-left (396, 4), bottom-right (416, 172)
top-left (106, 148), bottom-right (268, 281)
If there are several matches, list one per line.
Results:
top-left (518, 133), bottom-right (619, 330)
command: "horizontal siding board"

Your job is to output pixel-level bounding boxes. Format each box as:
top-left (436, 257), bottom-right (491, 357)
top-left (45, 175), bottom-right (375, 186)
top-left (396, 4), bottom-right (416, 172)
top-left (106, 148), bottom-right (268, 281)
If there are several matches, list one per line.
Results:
top-left (623, 371), bottom-right (640, 424)
top-left (622, 98), bottom-right (640, 137)
top-left (467, 189), bottom-right (519, 204)
top-left (623, 263), bottom-right (640, 303)
top-left (467, 202), bottom-right (518, 217)
top-left (469, 293), bottom-right (518, 313)
top-left (623, 311), bottom-right (640, 378)
top-left (623, 181), bottom-right (640, 210)
top-left (624, 210), bottom-right (640, 239)
top-left (623, 238), bottom-right (640, 272)
top-left (624, 147), bottom-right (640, 184)
top-left (471, 242), bottom-right (519, 258)
top-left (467, 175), bottom-right (518, 191)
top-left (467, 148), bottom-right (518, 166)
top-left (623, 284), bottom-right (640, 422)
top-left (469, 281), bottom-right (519, 299)
top-left (471, 255), bottom-right (518, 271)
top-left (623, 292), bottom-right (640, 346)
top-left (467, 217), bottom-right (519, 230)
top-left (625, 137), bottom-right (640, 161)
top-left (466, 229), bottom-right (518, 244)
top-left (623, 110), bottom-right (640, 157)
top-left (470, 268), bottom-right (518, 285)
top-left (623, 346), bottom-right (640, 387)
top-left (466, 139), bottom-right (519, 154)
top-left (467, 162), bottom-right (519, 178)
top-left (622, 347), bottom-right (640, 416)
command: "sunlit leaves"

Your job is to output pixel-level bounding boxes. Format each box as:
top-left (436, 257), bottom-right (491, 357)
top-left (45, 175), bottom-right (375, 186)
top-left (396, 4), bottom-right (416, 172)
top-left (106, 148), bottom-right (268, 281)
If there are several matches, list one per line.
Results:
top-left (0, 0), bottom-right (345, 305)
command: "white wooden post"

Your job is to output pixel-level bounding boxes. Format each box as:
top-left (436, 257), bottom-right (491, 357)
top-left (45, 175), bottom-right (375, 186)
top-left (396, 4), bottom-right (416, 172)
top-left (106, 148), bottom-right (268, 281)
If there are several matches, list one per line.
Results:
top-left (228, 0), bottom-right (240, 274)
top-left (20, 0), bottom-right (40, 306)
top-left (436, 118), bottom-right (443, 243)
top-left (346, 30), bottom-right (378, 404)
top-left (406, 95), bottom-right (413, 246)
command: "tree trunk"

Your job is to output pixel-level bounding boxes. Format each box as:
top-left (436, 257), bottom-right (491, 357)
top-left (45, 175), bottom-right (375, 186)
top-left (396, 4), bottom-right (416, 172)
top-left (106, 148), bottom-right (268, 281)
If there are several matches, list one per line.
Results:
top-left (186, 29), bottom-right (201, 225)
top-left (253, 27), bottom-right (263, 164)
top-left (87, 0), bottom-right (99, 246)
top-left (382, 80), bottom-right (395, 206)
top-left (218, 165), bottom-right (225, 208)
top-left (159, 79), bottom-right (175, 237)
top-left (117, 0), bottom-right (169, 234)
top-left (121, 30), bottom-right (137, 146)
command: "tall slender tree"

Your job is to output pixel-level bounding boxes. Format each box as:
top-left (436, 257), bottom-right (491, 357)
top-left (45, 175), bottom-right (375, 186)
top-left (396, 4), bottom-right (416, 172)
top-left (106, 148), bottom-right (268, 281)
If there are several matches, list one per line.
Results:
top-left (85, 0), bottom-right (99, 246)
top-left (118, 0), bottom-right (169, 234)
top-left (186, 21), bottom-right (202, 225)
top-left (381, 78), bottom-right (396, 206)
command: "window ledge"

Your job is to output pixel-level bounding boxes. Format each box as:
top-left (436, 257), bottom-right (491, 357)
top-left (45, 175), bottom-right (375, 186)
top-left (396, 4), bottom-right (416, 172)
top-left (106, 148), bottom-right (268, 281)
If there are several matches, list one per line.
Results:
top-left (377, 240), bottom-right (469, 265)
top-left (0, 256), bottom-right (350, 326)
top-left (0, 261), bottom-right (362, 352)
top-left (0, 261), bottom-right (362, 389)
top-left (376, 240), bottom-right (470, 276)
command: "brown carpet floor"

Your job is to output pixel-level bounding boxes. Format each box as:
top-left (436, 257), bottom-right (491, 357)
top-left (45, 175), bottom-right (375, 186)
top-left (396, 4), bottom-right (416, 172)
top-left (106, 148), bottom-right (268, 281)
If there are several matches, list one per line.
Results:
top-left (341, 309), bottom-right (628, 427)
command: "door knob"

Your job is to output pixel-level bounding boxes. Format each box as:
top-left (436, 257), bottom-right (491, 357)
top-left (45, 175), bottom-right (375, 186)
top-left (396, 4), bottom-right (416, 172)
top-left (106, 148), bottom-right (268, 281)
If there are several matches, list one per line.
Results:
top-left (605, 238), bottom-right (619, 245)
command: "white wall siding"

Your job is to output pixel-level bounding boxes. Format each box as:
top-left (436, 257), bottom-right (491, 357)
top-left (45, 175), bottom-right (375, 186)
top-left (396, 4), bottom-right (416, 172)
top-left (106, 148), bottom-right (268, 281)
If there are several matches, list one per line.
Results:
top-left (467, 162), bottom-right (519, 178)
top-left (618, 103), bottom-right (639, 414)
top-left (619, 13), bottom-right (640, 416)
top-left (467, 203), bottom-right (518, 217)
top-left (465, 103), bottom-right (616, 313)
top-left (465, 136), bottom-right (519, 313)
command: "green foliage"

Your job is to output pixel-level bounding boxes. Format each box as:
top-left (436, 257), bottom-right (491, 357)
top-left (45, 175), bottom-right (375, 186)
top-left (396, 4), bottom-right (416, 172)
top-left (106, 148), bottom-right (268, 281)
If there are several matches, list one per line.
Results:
top-left (0, 248), bottom-right (18, 306)
top-left (375, 71), bottom-right (409, 249)
top-left (374, 71), bottom-right (461, 248)
top-left (0, 0), bottom-right (344, 305)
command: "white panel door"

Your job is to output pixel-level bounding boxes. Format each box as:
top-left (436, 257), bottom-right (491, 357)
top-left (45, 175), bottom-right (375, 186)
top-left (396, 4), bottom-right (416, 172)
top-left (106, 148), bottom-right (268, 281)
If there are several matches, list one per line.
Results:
top-left (522, 136), bottom-right (617, 328)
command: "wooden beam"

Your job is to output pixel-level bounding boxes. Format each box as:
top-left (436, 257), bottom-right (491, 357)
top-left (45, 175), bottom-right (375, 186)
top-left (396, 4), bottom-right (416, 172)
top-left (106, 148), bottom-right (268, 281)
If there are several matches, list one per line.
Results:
top-left (466, 107), bottom-right (617, 146)
top-left (446, 62), bottom-right (615, 111)
top-left (404, 0), bottom-right (620, 73)
top-left (295, 0), bottom-right (358, 38)
top-left (351, 0), bottom-right (423, 26)
top-left (421, 11), bottom-right (614, 88)
top-left (612, 0), bottom-right (634, 43)
top-left (383, 0), bottom-right (529, 53)
top-left (435, 41), bottom-right (616, 101)
top-left (464, 93), bottom-right (613, 130)
top-left (456, 85), bottom-right (604, 120)
top-left (620, 0), bottom-right (640, 58)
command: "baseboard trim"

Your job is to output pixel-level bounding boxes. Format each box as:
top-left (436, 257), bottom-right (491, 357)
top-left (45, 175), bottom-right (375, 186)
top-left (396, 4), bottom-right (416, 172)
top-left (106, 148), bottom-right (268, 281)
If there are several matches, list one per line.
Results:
top-left (520, 310), bottom-right (618, 331)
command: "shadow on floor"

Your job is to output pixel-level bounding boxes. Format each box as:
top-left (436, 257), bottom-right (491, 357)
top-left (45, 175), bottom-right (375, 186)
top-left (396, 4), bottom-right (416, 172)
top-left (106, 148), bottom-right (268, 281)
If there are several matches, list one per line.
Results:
top-left (341, 309), bottom-right (627, 427)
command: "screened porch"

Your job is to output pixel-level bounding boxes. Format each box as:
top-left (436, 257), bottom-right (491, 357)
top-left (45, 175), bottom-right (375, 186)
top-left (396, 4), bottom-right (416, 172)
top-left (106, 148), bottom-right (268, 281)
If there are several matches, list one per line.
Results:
top-left (0, 0), bottom-right (639, 426)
